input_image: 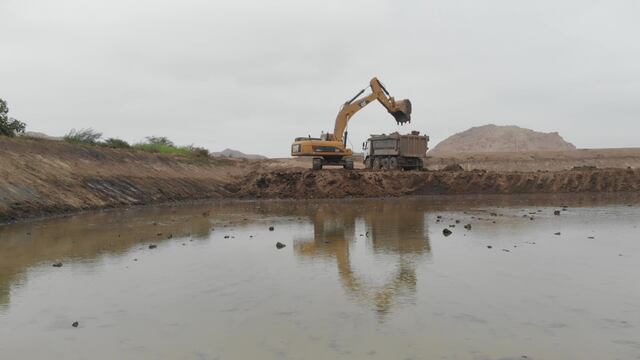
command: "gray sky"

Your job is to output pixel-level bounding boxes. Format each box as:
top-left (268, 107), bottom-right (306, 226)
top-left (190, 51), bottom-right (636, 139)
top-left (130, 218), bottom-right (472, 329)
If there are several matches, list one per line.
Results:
top-left (1, 0), bottom-right (639, 157)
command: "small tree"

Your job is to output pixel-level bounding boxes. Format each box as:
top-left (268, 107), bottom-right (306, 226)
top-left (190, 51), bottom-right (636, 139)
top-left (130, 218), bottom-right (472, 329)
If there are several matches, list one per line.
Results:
top-left (0, 98), bottom-right (26, 137)
top-left (145, 136), bottom-right (175, 147)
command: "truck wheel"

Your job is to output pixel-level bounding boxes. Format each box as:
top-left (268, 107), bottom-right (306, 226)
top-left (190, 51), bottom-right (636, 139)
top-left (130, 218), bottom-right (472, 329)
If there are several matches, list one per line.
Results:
top-left (372, 157), bottom-right (382, 170)
top-left (343, 157), bottom-right (354, 170)
top-left (381, 157), bottom-right (390, 170)
top-left (312, 158), bottom-right (323, 170)
top-left (364, 158), bottom-right (372, 169)
top-left (388, 157), bottom-right (398, 170)
top-left (416, 158), bottom-right (424, 171)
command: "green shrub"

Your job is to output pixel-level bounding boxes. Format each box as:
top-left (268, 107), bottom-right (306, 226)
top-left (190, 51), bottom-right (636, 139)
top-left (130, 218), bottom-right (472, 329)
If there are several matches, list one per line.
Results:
top-left (133, 136), bottom-right (210, 158)
top-left (102, 138), bottom-right (131, 149)
top-left (64, 128), bottom-right (102, 145)
top-left (0, 98), bottom-right (26, 137)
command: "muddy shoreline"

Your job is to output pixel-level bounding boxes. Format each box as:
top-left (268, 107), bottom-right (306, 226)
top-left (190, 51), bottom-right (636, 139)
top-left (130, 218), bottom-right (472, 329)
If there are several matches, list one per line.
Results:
top-left (2, 137), bottom-right (640, 224)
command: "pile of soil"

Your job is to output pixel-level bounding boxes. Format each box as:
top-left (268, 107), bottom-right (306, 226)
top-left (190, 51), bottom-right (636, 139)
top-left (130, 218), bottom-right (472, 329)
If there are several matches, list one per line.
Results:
top-left (430, 124), bottom-right (576, 154)
top-left (229, 168), bottom-right (640, 199)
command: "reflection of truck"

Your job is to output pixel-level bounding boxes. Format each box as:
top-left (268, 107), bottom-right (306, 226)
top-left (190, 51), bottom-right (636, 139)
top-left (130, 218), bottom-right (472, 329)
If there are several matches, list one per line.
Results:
top-left (363, 131), bottom-right (428, 170)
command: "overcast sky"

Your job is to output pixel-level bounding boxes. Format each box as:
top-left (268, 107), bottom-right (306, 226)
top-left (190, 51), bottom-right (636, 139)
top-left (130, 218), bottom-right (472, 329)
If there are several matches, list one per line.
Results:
top-left (1, 0), bottom-right (639, 157)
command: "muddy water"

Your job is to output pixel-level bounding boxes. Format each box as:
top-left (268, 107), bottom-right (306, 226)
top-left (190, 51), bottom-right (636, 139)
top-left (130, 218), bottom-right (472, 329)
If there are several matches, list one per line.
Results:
top-left (1, 195), bottom-right (639, 360)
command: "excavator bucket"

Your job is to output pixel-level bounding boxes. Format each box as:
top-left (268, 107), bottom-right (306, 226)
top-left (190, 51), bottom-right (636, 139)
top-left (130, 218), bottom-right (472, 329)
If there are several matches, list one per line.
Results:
top-left (391, 99), bottom-right (412, 125)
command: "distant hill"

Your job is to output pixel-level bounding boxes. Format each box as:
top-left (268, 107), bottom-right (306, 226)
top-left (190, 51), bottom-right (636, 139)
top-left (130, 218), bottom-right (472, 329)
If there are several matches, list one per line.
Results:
top-left (430, 124), bottom-right (575, 154)
top-left (211, 148), bottom-right (267, 160)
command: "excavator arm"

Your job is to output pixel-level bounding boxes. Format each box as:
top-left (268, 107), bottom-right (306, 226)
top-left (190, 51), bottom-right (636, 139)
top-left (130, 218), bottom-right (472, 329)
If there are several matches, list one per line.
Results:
top-left (331, 77), bottom-right (411, 144)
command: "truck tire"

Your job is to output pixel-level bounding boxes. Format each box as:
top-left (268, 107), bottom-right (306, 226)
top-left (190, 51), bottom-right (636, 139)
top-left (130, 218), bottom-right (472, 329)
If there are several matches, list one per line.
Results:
top-left (381, 157), bottom-right (390, 170)
top-left (364, 157), bottom-right (372, 169)
top-left (416, 158), bottom-right (424, 171)
top-left (312, 158), bottom-right (323, 170)
top-left (343, 157), bottom-right (354, 170)
top-left (388, 157), bottom-right (398, 170)
top-left (372, 157), bottom-right (382, 170)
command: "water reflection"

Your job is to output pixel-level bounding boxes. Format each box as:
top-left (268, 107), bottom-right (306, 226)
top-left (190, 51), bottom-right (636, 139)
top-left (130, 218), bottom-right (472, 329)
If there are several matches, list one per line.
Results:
top-left (293, 202), bottom-right (430, 317)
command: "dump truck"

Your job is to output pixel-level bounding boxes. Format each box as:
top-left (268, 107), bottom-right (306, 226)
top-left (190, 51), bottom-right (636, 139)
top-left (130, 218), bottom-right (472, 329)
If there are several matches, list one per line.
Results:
top-left (291, 77), bottom-right (411, 170)
top-left (363, 131), bottom-right (428, 170)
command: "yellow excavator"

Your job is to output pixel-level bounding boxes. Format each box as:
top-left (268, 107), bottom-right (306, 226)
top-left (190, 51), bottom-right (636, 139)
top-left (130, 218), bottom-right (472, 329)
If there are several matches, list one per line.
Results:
top-left (291, 77), bottom-right (412, 170)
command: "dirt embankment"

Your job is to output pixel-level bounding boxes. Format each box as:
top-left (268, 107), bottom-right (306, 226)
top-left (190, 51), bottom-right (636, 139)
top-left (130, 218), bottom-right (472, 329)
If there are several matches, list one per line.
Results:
top-left (2, 137), bottom-right (640, 223)
top-left (232, 168), bottom-right (640, 199)
top-left (0, 137), bottom-right (252, 222)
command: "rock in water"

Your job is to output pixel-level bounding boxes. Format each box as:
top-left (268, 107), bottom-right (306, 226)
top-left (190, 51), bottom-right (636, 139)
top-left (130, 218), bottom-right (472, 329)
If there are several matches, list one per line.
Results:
top-left (276, 242), bottom-right (286, 249)
top-left (52, 262), bottom-right (63, 267)
top-left (464, 224), bottom-right (472, 230)
top-left (442, 228), bottom-right (452, 236)
top-left (554, 210), bottom-right (561, 215)
top-left (269, 226), bottom-right (275, 231)
top-left (72, 321), bottom-right (79, 328)
top-left (148, 244), bottom-right (157, 249)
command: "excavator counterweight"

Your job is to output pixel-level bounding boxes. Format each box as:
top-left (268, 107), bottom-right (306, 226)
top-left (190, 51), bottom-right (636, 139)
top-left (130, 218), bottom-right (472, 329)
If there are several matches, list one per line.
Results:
top-left (291, 77), bottom-right (412, 170)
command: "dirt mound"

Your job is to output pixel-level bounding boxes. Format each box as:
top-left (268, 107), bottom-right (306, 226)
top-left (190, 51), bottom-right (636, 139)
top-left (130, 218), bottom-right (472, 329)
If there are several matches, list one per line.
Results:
top-left (431, 124), bottom-right (575, 154)
top-left (211, 148), bottom-right (267, 159)
top-left (227, 168), bottom-right (640, 199)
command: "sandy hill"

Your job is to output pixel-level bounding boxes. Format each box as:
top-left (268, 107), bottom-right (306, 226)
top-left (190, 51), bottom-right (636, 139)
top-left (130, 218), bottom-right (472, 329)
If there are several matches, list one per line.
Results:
top-left (212, 148), bottom-right (267, 160)
top-left (430, 124), bottom-right (575, 154)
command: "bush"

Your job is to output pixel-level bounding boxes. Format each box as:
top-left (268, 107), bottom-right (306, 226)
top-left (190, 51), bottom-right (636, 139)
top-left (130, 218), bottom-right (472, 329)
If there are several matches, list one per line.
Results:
top-left (64, 128), bottom-right (102, 145)
top-left (133, 136), bottom-right (210, 158)
top-left (0, 98), bottom-right (26, 137)
top-left (102, 138), bottom-right (131, 149)
top-left (145, 136), bottom-right (174, 147)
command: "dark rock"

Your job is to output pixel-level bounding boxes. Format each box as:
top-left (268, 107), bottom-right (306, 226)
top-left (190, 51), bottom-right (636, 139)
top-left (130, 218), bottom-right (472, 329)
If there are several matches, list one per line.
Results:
top-left (224, 235), bottom-right (230, 239)
top-left (269, 226), bottom-right (275, 231)
top-left (455, 220), bottom-right (460, 224)
top-left (52, 262), bottom-right (63, 267)
top-left (276, 242), bottom-right (286, 249)
top-left (487, 245), bottom-right (493, 249)
top-left (72, 321), bottom-right (79, 328)
top-left (554, 210), bottom-right (561, 215)
top-left (449, 224), bottom-right (456, 228)
top-left (442, 163), bottom-right (464, 172)
top-left (588, 236), bottom-right (595, 239)
top-left (554, 232), bottom-right (561, 235)
top-left (133, 258), bottom-right (138, 261)
top-left (502, 249), bottom-right (510, 252)
top-left (442, 228), bottom-right (452, 236)
top-left (167, 234), bottom-right (173, 239)
top-left (464, 224), bottom-right (472, 230)
top-left (148, 244), bottom-right (157, 249)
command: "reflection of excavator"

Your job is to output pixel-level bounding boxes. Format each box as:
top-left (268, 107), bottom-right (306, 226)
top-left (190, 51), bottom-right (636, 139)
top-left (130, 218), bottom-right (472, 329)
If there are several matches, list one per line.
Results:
top-left (293, 202), bottom-right (430, 318)
top-left (291, 77), bottom-right (412, 170)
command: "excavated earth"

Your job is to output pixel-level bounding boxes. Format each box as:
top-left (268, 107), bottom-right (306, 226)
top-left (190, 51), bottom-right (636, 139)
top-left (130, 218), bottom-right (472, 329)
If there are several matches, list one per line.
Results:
top-left (233, 168), bottom-right (640, 199)
top-left (2, 137), bottom-right (640, 223)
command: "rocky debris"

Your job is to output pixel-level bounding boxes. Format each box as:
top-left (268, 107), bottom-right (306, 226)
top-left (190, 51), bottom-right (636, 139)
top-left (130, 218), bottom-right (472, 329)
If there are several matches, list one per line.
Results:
top-left (554, 232), bottom-right (561, 236)
top-left (72, 321), bottom-right (79, 328)
top-left (442, 228), bottom-right (452, 236)
top-left (269, 226), bottom-right (275, 231)
top-left (449, 224), bottom-right (456, 228)
top-left (52, 262), bottom-right (63, 267)
top-left (224, 235), bottom-right (230, 239)
top-left (464, 224), bottom-right (472, 230)
top-left (554, 210), bottom-right (561, 215)
top-left (487, 245), bottom-right (493, 249)
top-left (275, 242), bottom-right (286, 249)
top-left (442, 163), bottom-right (464, 172)
top-left (148, 244), bottom-right (157, 249)
top-left (588, 236), bottom-right (595, 239)
top-left (502, 249), bottom-right (510, 252)
top-left (133, 258), bottom-right (138, 261)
